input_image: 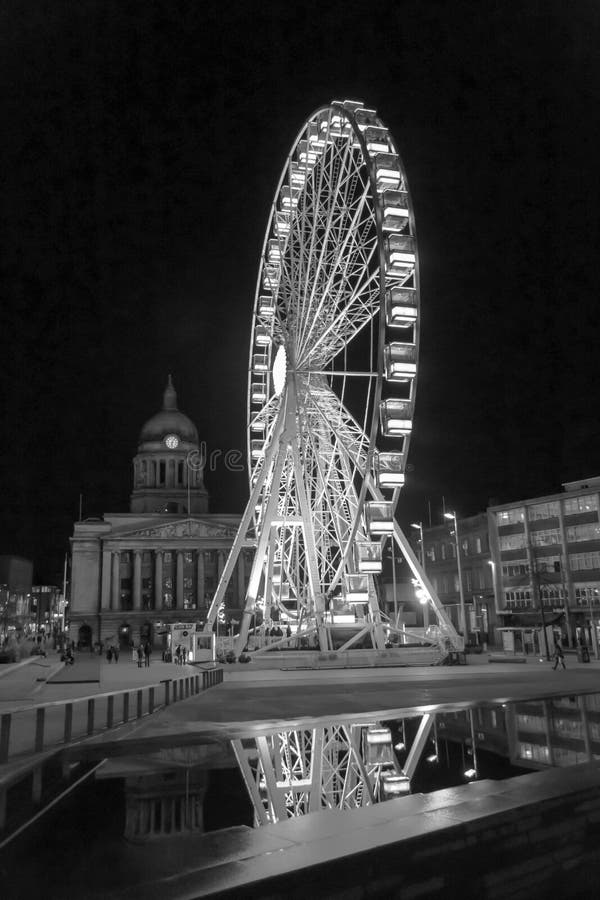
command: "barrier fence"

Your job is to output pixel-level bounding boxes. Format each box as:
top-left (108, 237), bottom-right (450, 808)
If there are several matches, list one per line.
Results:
top-left (0, 667), bottom-right (223, 766)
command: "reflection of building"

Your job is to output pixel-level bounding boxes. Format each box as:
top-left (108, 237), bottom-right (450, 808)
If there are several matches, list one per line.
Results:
top-left (419, 514), bottom-right (494, 643)
top-left (437, 691), bottom-right (600, 772)
top-left (0, 555), bottom-right (33, 637)
top-left (508, 693), bottom-right (600, 769)
top-left (488, 475), bottom-right (600, 648)
top-left (70, 378), bottom-right (247, 650)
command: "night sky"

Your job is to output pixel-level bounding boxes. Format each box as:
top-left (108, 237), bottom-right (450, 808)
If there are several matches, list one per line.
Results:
top-left (1, 1), bottom-right (599, 581)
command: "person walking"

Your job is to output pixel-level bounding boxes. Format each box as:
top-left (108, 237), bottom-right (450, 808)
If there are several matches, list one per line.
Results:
top-left (552, 640), bottom-right (566, 670)
top-left (136, 644), bottom-right (143, 668)
top-left (113, 644), bottom-right (119, 663)
top-left (144, 641), bottom-right (151, 667)
top-left (106, 646), bottom-right (113, 664)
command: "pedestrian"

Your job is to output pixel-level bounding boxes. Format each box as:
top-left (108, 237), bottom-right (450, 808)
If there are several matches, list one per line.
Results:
top-left (552, 640), bottom-right (566, 670)
top-left (144, 641), bottom-right (151, 667)
top-left (175, 645), bottom-right (181, 665)
top-left (113, 644), bottom-right (119, 663)
top-left (106, 646), bottom-right (113, 663)
top-left (136, 644), bottom-right (143, 668)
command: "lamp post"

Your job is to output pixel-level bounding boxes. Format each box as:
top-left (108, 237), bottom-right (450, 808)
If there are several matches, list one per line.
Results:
top-left (410, 522), bottom-right (428, 628)
top-left (531, 562), bottom-right (550, 661)
top-left (444, 511), bottom-right (467, 640)
top-left (390, 539), bottom-right (397, 627)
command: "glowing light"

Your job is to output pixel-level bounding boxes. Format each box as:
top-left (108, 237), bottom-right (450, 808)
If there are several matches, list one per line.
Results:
top-left (382, 774), bottom-right (410, 797)
top-left (380, 399), bottom-right (413, 435)
top-left (273, 345), bottom-right (287, 397)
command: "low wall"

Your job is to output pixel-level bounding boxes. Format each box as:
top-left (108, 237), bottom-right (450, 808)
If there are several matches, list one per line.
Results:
top-left (242, 646), bottom-right (440, 669)
top-left (111, 761), bottom-right (600, 900)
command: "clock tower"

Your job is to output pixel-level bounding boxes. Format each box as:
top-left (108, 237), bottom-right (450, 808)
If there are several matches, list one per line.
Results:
top-left (130, 376), bottom-right (209, 514)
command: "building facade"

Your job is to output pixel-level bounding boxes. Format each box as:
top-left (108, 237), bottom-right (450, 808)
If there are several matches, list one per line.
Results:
top-left (488, 476), bottom-right (600, 651)
top-left (0, 555), bottom-right (34, 639)
top-left (418, 513), bottom-right (495, 645)
top-left (69, 378), bottom-right (246, 650)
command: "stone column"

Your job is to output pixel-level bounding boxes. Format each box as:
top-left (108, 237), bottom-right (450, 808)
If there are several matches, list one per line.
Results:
top-left (196, 550), bottom-right (205, 609)
top-left (236, 552), bottom-right (245, 605)
top-left (111, 552), bottom-right (121, 611)
top-left (176, 551), bottom-right (184, 609)
top-left (154, 551), bottom-right (163, 609)
top-left (101, 550), bottom-right (112, 611)
top-left (133, 551), bottom-right (142, 611)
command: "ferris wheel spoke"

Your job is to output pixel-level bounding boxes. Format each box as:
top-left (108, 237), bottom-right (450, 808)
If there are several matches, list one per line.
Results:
top-left (295, 167), bottom-right (375, 362)
top-left (302, 268), bottom-right (380, 370)
top-left (294, 137), bottom-right (367, 347)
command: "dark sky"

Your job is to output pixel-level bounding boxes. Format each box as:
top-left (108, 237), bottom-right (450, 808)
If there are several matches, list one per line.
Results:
top-left (1, 0), bottom-right (599, 581)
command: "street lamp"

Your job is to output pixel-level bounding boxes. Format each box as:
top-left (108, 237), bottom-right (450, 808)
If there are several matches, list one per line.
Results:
top-left (410, 522), bottom-right (425, 566)
top-left (410, 522), bottom-right (428, 628)
top-left (385, 540), bottom-right (398, 627)
top-left (444, 511), bottom-right (467, 640)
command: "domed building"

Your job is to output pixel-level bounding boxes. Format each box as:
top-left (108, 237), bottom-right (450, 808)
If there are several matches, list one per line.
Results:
top-left (69, 378), bottom-right (248, 651)
top-left (131, 375), bottom-right (208, 515)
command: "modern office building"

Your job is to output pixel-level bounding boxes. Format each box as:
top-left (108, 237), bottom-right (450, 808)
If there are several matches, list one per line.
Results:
top-left (488, 475), bottom-right (600, 651)
top-left (69, 378), bottom-right (246, 650)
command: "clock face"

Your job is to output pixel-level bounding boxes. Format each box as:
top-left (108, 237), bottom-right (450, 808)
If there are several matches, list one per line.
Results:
top-left (164, 434), bottom-right (179, 449)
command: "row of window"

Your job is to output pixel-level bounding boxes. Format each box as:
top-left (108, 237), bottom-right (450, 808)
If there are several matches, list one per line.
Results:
top-left (426, 534), bottom-right (486, 562)
top-left (502, 557), bottom-right (563, 576)
top-left (496, 494), bottom-right (599, 527)
top-left (135, 457), bottom-right (203, 489)
top-left (429, 567), bottom-right (490, 595)
top-left (569, 552), bottom-right (600, 570)
top-left (117, 590), bottom-right (216, 612)
top-left (502, 584), bottom-right (600, 608)
top-left (567, 523), bottom-right (600, 542)
top-left (499, 524), bottom-right (600, 552)
top-left (119, 550), bottom-right (220, 566)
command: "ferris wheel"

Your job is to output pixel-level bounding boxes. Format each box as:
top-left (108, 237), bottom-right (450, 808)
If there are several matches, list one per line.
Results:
top-left (205, 99), bottom-right (461, 656)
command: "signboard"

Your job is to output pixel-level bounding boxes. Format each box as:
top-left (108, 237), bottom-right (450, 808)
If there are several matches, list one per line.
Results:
top-left (501, 630), bottom-right (515, 653)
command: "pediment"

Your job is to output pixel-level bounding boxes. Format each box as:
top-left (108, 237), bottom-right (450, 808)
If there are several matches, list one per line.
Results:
top-left (115, 518), bottom-right (237, 539)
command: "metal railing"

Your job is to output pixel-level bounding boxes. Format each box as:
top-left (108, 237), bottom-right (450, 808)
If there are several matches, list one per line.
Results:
top-left (0, 667), bottom-right (223, 766)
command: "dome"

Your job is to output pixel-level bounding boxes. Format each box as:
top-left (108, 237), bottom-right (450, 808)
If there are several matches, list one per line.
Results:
top-left (138, 376), bottom-right (199, 445)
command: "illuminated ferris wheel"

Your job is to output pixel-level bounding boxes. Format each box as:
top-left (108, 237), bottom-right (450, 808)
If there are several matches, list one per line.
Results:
top-left (205, 99), bottom-right (461, 656)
